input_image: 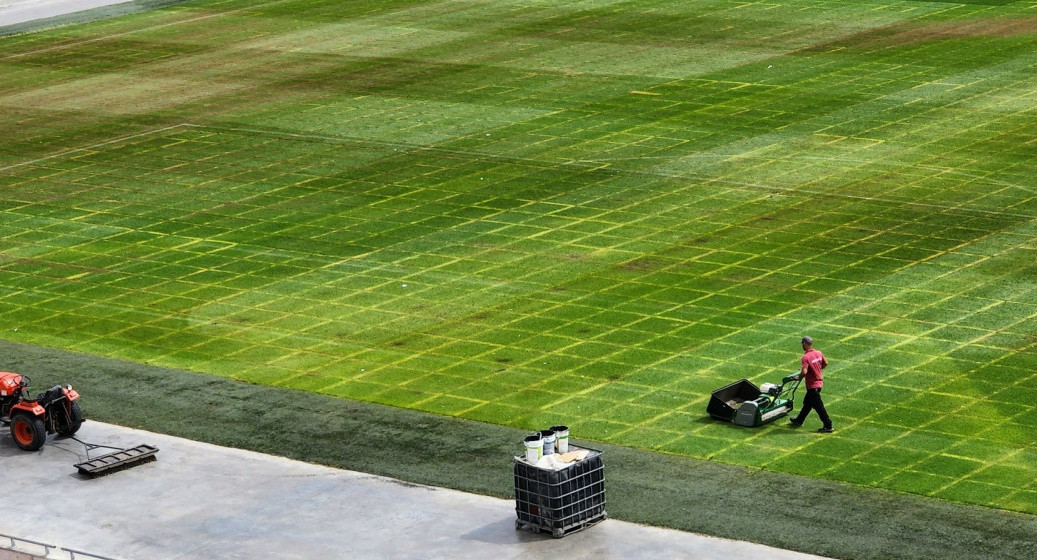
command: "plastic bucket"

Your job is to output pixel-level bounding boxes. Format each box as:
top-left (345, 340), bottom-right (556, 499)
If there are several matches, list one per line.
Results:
top-left (523, 434), bottom-right (543, 463)
top-left (551, 425), bottom-right (569, 453)
top-left (540, 429), bottom-right (556, 456)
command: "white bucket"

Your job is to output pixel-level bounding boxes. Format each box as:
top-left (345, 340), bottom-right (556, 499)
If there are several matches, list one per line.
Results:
top-left (551, 425), bottom-right (569, 454)
top-left (523, 434), bottom-right (542, 463)
top-left (540, 430), bottom-right (556, 456)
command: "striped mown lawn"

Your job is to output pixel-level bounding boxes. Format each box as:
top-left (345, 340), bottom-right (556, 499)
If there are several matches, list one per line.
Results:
top-left (2, 0), bottom-right (1035, 514)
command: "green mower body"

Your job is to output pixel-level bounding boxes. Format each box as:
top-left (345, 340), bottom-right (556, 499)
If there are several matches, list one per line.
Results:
top-left (708, 374), bottom-right (802, 427)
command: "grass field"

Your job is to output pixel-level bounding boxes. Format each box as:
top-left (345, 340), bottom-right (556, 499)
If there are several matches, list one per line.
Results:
top-left (2, 0), bottom-right (1036, 518)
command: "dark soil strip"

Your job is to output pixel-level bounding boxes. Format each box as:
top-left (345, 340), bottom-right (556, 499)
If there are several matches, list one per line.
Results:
top-left (2, 339), bottom-right (1034, 560)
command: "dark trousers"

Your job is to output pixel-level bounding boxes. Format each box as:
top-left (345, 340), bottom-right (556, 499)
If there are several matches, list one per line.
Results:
top-left (794, 388), bottom-right (832, 428)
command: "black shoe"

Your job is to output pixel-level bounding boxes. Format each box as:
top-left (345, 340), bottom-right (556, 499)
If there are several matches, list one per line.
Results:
top-left (788, 420), bottom-right (803, 428)
top-left (817, 427), bottom-right (834, 433)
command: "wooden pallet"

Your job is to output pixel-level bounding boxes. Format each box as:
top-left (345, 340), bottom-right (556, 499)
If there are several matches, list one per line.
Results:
top-left (516, 511), bottom-right (607, 539)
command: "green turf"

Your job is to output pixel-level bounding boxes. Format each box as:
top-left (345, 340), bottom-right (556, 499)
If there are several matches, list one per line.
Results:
top-left (2, 0), bottom-right (1036, 520)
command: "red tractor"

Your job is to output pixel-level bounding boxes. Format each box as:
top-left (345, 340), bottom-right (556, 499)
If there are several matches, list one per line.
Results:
top-left (0, 371), bottom-right (83, 451)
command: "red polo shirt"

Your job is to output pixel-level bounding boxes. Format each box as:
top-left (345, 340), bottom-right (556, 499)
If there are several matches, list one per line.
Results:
top-left (801, 349), bottom-right (827, 389)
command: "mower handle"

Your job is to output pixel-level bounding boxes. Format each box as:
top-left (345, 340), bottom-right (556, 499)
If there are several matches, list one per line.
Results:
top-left (782, 373), bottom-right (800, 384)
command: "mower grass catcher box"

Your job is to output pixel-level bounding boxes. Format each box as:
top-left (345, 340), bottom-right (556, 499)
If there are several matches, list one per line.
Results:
top-left (707, 379), bottom-right (760, 421)
top-left (707, 378), bottom-right (796, 427)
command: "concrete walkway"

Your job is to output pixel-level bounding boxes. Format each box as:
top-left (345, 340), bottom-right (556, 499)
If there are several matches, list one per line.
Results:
top-left (0, 0), bottom-right (134, 27)
top-left (0, 421), bottom-right (830, 560)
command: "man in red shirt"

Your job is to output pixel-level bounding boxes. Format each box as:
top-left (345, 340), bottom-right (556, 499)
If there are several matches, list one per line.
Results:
top-left (789, 336), bottom-right (833, 433)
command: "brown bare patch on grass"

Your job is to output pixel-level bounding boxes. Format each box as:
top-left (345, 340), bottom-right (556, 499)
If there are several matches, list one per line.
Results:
top-left (802, 16), bottom-right (1037, 52)
top-left (620, 258), bottom-right (663, 271)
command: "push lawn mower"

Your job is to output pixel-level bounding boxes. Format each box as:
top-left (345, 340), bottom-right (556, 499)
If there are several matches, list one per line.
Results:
top-left (707, 373), bottom-right (802, 427)
top-left (0, 371), bottom-right (83, 451)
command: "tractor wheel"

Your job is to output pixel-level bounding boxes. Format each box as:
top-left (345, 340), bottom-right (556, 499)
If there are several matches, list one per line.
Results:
top-left (11, 413), bottom-right (46, 451)
top-left (57, 401), bottom-right (84, 436)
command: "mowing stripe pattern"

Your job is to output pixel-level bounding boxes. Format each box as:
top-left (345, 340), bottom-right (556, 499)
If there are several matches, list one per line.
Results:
top-left (1, 0), bottom-right (1035, 516)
